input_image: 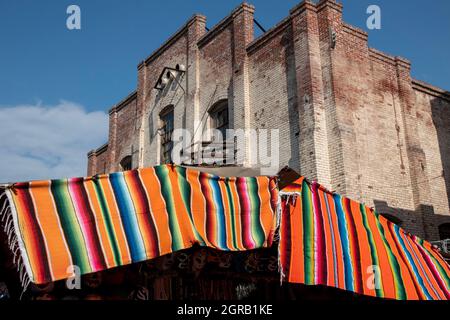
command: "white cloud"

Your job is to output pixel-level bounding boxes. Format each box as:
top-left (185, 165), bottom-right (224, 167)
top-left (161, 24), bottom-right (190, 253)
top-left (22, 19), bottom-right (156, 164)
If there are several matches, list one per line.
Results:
top-left (0, 101), bottom-right (108, 183)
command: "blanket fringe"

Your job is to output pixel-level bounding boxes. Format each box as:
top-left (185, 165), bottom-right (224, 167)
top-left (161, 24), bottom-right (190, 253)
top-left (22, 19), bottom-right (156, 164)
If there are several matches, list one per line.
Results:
top-left (0, 189), bottom-right (31, 299)
top-left (274, 193), bottom-right (284, 285)
top-left (275, 192), bottom-right (302, 286)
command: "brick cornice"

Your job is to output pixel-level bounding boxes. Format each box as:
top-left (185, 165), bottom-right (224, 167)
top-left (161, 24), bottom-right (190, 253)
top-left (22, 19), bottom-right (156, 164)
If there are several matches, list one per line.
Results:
top-left (342, 23), bottom-right (368, 41)
top-left (108, 90), bottom-right (137, 114)
top-left (289, 0), bottom-right (317, 17)
top-left (197, 3), bottom-right (254, 48)
top-left (232, 2), bottom-right (255, 17)
top-left (316, 0), bottom-right (343, 13)
top-left (139, 14), bottom-right (206, 68)
top-left (369, 48), bottom-right (398, 66)
top-left (412, 79), bottom-right (450, 101)
top-left (247, 16), bottom-right (291, 54)
top-left (395, 56), bottom-right (411, 70)
top-left (88, 143), bottom-right (109, 157)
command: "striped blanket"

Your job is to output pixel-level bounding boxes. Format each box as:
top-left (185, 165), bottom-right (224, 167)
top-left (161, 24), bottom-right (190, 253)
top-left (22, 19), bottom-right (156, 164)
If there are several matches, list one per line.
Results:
top-left (1, 165), bottom-right (449, 300)
top-left (279, 177), bottom-right (450, 300)
top-left (0, 165), bottom-right (278, 285)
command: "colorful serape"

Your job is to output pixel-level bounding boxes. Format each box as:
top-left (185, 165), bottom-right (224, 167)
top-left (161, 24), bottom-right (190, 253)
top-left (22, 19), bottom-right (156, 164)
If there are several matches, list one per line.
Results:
top-left (279, 177), bottom-right (450, 300)
top-left (1, 164), bottom-right (449, 300)
top-left (0, 165), bottom-right (278, 285)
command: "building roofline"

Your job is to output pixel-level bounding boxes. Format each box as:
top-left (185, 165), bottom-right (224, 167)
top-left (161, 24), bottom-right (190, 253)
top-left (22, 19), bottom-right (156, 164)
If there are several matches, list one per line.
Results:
top-left (342, 23), bottom-right (368, 41)
top-left (87, 143), bottom-right (109, 157)
top-left (247, 16), bottom-right (291, 54)
top-left (197, 2), bottom-right (255, 49)
top-left (368, 48), bottom-right (411, 69)
top-left (412, 79), bottom-right (450, 101)
top-left (368, 48), bottom-right (397, 65)
top-left (108, 90), bottom-right (137, 114)
top-left (316, 0), bottom-right (343, 12)
top-left (133, 0), bottom-right (448, 103)
top-left (138, 14), bottom-right (206, 69)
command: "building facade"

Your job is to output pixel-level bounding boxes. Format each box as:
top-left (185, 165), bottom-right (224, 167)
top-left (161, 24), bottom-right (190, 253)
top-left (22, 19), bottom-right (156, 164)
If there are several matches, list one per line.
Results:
top-left (87, 0), bottom-right (450, 241)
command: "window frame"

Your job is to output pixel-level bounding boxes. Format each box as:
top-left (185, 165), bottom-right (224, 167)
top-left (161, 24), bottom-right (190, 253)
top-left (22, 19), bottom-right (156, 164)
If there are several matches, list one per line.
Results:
top-left (160, 105), bottom-right (174, 164)
top-left (208, 100), bottom-right (229, 141)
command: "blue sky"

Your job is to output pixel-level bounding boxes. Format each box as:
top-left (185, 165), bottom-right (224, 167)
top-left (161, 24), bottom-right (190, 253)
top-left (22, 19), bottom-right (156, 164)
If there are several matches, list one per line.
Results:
top-left (0, 0), bottom-right (449, 182)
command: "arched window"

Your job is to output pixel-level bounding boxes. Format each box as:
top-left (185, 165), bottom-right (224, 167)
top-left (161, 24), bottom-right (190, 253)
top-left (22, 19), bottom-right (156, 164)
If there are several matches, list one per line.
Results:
top-left (208, 100), bottom-right (229, 140)
top-left (160, 105), bottom-right (174, 164)
top-left (439, 223), bottom-right (450, 240)
top-left (120, 155), bottom-right (132, 171)
top-left (380, 213), bottom-right (402, 226)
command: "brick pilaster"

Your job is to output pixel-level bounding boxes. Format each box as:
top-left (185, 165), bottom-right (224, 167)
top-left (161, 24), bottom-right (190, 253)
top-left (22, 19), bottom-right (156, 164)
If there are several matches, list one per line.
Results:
top-left (231, 3), bottom-right (254, 166)
top-left (107, 108), bottom-right (118, 172)
top-left (290, 0), bottom-right (332, 189)
top-left (395, 58), bottom-right (438, 239)
top-left (186, 15), bottom-right (206, 144)
top-left (87, 150), bottom-right (97, 176)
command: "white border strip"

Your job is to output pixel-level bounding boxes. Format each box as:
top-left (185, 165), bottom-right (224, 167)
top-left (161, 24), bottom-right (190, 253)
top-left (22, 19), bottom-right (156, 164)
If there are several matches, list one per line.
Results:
top-left (5, 188), bottom-right (34, 284)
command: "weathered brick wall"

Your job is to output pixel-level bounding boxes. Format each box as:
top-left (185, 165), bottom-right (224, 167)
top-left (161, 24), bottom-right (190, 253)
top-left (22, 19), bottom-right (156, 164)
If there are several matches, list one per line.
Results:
top-left (140, 26), bottom-right (189, 166)
top-left (302, 0), bottom-right (450, 238)
top-left (87, 151), bottom-right (95, 175)
top-left (197, 17), bottom-right (234, 138)
top-left (247, 19), bottom-right (295, 171)
top-left (414, 82), bottom-right (450, 219)
top-left (87, 144), bottom-right (108, 175)
top-left (109, 92), bottom-right (138, 172)
top-left (87, 0), bottom-right (450, 240)
top-left (95, 148), bottom-right (109, 174)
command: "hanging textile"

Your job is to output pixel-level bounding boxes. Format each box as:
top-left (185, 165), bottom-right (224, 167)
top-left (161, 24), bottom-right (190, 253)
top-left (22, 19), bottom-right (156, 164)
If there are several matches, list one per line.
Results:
top-left (0, 164), bottom-right (278, 286)
top-left (1, 164), bottom-right (449, 300)
top-left (278, 177), bottom-right (450, 300)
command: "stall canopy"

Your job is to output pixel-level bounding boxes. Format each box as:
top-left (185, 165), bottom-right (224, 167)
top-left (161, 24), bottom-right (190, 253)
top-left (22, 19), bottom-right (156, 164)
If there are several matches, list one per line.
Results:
top-left (0, 164), bottom-right (449, 300)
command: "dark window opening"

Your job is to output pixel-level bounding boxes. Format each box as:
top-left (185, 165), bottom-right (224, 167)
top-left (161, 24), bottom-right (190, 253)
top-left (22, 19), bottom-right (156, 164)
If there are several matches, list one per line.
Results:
top-left (439, 223), bottom-right (450, 240)
top-left (120, 156), bottom-right (132, 171)
top-left (160, 106), bottom-right (174, 164)
top-left (209, 100), bottom-right (229, 140)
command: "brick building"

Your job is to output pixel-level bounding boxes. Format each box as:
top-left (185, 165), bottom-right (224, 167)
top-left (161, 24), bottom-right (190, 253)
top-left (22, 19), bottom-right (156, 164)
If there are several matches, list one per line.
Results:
top-left (87, 0), bottom-right (450, 241)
